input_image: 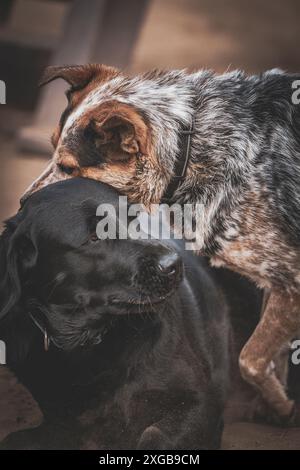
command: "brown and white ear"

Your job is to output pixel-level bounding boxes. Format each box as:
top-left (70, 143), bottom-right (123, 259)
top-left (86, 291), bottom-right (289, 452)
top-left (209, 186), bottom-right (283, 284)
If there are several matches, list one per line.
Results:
top-left (94, 115), bottom-right (140, 156)
top-left (39, 64), bottom-right (119, 89)
top-left (92, 105), bottom-right (150, 162)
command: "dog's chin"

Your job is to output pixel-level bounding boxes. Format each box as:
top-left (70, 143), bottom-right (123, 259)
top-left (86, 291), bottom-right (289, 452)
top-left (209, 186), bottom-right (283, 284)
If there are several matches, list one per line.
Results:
top-left (37, 290), bottom-right (175, 350)
top-left (108, 290), bottom-right (175, 315)
top-left (49, 326), bottom-right (105, 351)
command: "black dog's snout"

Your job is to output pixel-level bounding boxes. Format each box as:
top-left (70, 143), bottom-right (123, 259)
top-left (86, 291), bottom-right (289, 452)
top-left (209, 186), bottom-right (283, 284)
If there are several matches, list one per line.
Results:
top-left (158, 252), bottom-right (181, 278)
top-left (136, 248), bottom-right (183, 298)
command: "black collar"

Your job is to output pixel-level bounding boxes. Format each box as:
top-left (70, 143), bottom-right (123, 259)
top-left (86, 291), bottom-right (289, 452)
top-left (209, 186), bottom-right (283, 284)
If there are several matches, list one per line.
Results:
top-left (161, 118), bottom-right (195, 204)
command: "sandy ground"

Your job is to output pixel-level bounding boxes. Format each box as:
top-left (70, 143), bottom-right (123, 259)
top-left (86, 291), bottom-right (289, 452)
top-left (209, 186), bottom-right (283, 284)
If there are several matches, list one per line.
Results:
top-left (1, 364), bottom-right (299, 449)
top-left (223, 423), bottom-right (300, 450)
top-left (0, 367), bottom-right (42, 443)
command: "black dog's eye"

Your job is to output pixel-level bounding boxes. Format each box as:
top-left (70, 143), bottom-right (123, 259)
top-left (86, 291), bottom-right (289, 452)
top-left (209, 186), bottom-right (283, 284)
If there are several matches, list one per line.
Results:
top-left (90, 232), bottom-right (99, 242)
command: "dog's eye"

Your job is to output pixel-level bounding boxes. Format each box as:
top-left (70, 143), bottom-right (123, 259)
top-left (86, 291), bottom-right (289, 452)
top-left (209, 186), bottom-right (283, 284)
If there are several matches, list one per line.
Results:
top-left (90, 232), bottom-right (99, 242)
top-left (58, 163), bottom-right (75, 175)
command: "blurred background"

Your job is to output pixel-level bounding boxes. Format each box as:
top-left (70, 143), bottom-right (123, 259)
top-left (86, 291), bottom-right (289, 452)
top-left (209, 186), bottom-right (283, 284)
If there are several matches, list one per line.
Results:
top-left (1, 0), bottom-right (300, 222)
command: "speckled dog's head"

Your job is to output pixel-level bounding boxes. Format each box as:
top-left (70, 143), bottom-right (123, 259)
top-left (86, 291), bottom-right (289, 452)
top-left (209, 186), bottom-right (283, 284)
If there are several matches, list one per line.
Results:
top-left (23, 64), bottom-right (195, 208)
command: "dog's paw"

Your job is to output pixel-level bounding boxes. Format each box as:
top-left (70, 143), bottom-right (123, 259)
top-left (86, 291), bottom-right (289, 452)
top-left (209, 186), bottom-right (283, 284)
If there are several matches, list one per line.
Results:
top-left (137, 425), bottom-right (173, 450)
top-left (286, 403), bottom-right (300, 427)
top-left (245, 395), bottom-right (279, 425)
top-left (245, 394), bottom-right (299, 427)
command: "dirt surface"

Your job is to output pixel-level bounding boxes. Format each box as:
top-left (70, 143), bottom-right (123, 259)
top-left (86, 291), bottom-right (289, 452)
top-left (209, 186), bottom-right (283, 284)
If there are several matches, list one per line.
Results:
top-left (0, 363), bottom-right (299, 449)
top-left (222, 422), bottom-right (300, 450)
top-left (0, 367), bottom-right (42, 443)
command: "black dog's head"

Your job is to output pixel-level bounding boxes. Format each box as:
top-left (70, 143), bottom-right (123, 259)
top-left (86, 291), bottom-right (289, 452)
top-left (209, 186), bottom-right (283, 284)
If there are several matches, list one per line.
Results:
top-left (0, 178), bottom-right (182, 352)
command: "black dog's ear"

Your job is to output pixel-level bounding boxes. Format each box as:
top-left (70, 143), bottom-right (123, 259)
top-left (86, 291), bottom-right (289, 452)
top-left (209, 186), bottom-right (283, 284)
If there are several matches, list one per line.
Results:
top-left (0, 223), bottom-right (37, 320)
top-left (0, 222), bottom-right (39, 366)
top-left (0, 228), bottom-right (21, 320)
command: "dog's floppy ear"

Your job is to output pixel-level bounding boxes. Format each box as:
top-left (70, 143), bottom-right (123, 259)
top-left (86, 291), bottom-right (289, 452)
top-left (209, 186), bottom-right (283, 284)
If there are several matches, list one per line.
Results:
top-left (0, 224), bottom-right (39, 366)
top-left (0, 221), bottom-right (38, 320)
top-left (39, 64), bottom-right (120, 89)
top-left (93, 102), bottom-right (150, 161)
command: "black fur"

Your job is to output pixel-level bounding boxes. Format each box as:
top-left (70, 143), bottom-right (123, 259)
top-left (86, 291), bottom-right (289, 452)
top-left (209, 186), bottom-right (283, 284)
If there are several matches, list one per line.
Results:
top-left (0, 178), bottom-right (258, 449)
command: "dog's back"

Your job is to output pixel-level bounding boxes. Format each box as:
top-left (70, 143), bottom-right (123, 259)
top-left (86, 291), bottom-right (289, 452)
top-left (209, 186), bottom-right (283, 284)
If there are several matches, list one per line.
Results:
top-left (245, 71), bottom-right (300, 245)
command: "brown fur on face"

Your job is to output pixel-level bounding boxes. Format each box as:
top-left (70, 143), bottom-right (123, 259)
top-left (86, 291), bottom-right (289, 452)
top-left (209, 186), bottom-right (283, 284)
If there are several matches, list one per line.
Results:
top-left (43, 64), bottom-right (121, 149)
top-left (23, 64), bottom-right (168, 207)
top-left (55, 99), bottom-right (162, 205)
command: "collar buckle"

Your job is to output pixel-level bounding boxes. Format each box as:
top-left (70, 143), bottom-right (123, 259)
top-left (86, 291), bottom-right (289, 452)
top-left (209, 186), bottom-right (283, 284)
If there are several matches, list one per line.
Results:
top-left (29, 311), bottom-right (51, 352)
top-left (162, 118), bottom-right (195, 204)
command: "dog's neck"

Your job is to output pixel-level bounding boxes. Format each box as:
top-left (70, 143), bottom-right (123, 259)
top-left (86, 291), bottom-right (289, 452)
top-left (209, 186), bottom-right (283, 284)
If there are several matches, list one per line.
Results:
top-left (112, 71), bottom-right (197, 175)
top-left (137, 70), bottom-right (257, 252)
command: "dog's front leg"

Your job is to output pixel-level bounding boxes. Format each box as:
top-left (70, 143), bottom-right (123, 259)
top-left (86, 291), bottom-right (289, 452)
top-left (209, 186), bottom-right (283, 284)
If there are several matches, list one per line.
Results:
top-left (137, 400), bottom-right (223, 450)
top-left (239, 289), bottom-right (300, 423)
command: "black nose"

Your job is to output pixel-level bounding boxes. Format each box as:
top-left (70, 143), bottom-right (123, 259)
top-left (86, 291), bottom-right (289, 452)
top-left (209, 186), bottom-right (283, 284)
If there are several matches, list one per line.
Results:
top-left (158, 252), bottom-right (181, 277)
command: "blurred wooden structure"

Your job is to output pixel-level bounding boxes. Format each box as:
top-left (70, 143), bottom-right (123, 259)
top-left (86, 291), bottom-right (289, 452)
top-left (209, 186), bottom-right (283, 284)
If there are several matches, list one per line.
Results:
top-left (0, 0), bottom-right (149, 154)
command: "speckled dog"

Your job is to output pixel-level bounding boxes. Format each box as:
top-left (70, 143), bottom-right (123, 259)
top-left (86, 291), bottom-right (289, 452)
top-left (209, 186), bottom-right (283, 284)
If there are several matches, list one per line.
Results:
top-left (23, 64), bottom-right (300, 423)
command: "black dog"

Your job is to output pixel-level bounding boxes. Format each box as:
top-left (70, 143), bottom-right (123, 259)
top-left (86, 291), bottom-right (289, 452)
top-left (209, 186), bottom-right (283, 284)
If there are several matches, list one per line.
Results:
top-left (0, 178), bottom-right (257, 450)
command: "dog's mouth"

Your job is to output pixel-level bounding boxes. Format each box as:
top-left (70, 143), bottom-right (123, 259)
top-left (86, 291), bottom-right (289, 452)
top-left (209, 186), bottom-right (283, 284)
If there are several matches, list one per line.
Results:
top-left (27, 289), bottom-right (175, 351)
top-left (108, 291), bottom-right (175, 314)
